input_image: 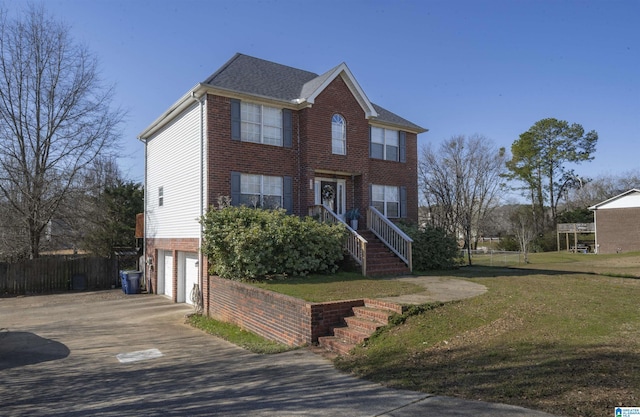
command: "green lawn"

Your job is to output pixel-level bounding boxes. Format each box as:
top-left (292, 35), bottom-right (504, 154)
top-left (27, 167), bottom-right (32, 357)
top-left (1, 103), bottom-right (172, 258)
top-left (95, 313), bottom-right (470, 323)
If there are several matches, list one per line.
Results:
top-left (334, 253), bottom-right (640, 417)
top-left (250, 272), bottom-right (425, 302)
top-left (187, 314), bottom-right (291, 354)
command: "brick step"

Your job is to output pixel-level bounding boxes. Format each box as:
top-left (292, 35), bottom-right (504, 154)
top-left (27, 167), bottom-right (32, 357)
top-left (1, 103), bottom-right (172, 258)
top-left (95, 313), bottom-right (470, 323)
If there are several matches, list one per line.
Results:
top-left (316, 300), bottom-right (404, 356)
top-left (367, 266), bottom-right (410, 277)
top-left (364, 299), bottom-right (405, 314)
top-left (344, 315), bottom-right (383, 333)
top-left (317, 336), bottom-right (355, 356)
top-left (353, 306), bottom-right (394, 323)
top-left (368, 260), bottom-right (404, 269)
top-left (333, 326), bottom-right (371, 344)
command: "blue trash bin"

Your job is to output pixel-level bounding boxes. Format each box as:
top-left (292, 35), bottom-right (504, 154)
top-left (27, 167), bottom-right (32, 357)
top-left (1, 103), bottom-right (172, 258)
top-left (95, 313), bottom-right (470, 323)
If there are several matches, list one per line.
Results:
top-left (125, 271), bottom-right (142, 294)
top-left (120, 270), bottom-right (129, 293)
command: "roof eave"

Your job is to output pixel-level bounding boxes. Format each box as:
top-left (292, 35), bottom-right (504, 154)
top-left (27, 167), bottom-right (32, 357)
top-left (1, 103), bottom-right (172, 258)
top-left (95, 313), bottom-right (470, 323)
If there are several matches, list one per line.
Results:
top-left (588, 188), bottom-right (640, 210)
top-left (138, 83), bottom-right (305, 140)
top-left (137, 83), bottom-right (207, 140)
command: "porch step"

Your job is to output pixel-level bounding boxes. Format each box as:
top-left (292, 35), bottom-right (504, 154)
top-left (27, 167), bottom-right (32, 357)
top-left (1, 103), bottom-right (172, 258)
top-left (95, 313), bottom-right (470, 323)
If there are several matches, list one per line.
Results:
top-left (317, 299), bottom-right (404, 356)
top-left (358, 231), bottom-right (410, 277)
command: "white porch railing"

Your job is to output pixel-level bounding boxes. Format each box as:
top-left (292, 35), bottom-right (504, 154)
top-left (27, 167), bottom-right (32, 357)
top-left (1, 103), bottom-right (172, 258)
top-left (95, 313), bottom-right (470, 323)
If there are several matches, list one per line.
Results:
top-left (367, 206), bottom-right (413, 272)
top-left (309, 204), bottom-right (368, 276)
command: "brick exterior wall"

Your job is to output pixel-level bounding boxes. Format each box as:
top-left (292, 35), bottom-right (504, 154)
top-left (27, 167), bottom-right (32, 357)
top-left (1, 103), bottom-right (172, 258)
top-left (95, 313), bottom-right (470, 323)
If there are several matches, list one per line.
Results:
top-left (203, 75), bottom-right (418, 223)
top-left (207, 276), bottom-right (365, 346)
top-left (206, 94), bottom-right (299, 211)
top-left (595, 208), bottom-right (640, 254)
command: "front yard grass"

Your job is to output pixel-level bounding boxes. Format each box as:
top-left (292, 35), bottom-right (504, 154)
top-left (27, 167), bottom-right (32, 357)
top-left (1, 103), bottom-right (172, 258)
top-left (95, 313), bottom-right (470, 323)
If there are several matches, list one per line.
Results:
top-left (187, 314), bottom-right (292, 354)
top-left (335, 259), bottom-right (640, 417)
top-left (250, 272), bottom-right (425, 302)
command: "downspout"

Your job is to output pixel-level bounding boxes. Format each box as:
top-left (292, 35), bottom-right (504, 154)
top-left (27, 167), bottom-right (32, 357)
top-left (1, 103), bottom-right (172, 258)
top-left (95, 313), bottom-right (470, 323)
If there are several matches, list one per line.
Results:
top-left (192, 91), bottom-right (206, 312)
top-left (297, 112), bottom-right (301, 216)
top-left (138, 135), bottom-right (149, 292)
top-left (593, 209), bottom-right (598, 254)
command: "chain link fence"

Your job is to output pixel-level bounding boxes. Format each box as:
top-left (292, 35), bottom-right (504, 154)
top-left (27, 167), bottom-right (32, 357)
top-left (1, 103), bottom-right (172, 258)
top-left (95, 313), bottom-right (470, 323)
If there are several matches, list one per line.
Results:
top-left (459, 250), bottom-right (523, 267)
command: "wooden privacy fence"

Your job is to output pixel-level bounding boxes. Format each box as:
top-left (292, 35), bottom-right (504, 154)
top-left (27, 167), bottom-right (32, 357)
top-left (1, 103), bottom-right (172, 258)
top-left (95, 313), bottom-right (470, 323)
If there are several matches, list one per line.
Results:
top-left (0, 256), bottom-right (118, 295)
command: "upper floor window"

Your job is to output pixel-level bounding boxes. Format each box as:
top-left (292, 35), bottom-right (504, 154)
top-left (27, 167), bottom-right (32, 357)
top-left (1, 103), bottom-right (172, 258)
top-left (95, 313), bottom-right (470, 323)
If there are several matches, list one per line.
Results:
top-left (241, 102), bottom-right (283, 146)
top-left (158, 186), bottom-right (164, 207)
top-left (370, 126), bottom-right (399, 161)
top-left (331, 114), bottom-right (346, 155)
top-left (239, 173), bottom-right (283, 209)
top-left (372, 184), bottom-right (399, 218)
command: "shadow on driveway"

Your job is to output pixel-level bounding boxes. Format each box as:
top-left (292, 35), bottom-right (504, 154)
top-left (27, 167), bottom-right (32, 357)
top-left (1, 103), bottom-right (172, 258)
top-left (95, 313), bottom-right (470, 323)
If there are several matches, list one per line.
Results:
top-left (0, 330), bottom-right (70, 370)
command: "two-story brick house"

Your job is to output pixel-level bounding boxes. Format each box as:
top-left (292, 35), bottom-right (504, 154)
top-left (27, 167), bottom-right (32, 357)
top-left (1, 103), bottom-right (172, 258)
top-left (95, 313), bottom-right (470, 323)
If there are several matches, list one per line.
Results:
top-left (138, 53), bottom-right (426, 305)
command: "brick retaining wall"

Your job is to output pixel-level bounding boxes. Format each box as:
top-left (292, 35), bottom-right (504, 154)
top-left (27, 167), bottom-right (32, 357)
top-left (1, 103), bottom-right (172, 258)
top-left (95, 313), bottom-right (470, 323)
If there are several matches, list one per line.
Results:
top-left (207, 276), bottom-right (365, 346)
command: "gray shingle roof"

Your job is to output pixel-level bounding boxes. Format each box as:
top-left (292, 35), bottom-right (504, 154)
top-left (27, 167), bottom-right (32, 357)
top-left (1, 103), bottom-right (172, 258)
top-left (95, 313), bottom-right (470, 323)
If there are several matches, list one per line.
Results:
top-left (370, 103), bottom-right (425, 132)
top-left (204, 53), bottom-right (317, 101)
top-left (203, 53), bottom-right (425, 132)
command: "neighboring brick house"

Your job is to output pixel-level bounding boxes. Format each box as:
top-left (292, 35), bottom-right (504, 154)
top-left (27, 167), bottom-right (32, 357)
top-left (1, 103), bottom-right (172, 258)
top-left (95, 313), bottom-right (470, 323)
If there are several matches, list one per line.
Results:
top-left (589, 189), bottom-right (640, 254)
top-left (138, 53), bottom-right (426, 305)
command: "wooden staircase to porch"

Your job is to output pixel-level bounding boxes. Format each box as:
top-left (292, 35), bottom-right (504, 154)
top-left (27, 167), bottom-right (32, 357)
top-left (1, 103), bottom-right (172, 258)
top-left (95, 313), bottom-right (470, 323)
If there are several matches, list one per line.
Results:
top-left (358, 230), bottom-right (411, 277)
top-left (318, 299), bottom-right (404, 355)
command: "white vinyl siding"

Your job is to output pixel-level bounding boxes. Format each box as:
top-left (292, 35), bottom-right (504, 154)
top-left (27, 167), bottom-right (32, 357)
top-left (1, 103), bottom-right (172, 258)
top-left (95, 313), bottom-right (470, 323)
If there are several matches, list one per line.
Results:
top-left (146, 102), bottom-right (202, 239)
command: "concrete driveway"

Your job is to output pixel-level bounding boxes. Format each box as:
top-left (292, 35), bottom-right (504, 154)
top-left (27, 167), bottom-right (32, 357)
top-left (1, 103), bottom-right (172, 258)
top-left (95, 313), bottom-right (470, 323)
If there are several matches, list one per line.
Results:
top-left (0, 290), bottom-right (556, 417)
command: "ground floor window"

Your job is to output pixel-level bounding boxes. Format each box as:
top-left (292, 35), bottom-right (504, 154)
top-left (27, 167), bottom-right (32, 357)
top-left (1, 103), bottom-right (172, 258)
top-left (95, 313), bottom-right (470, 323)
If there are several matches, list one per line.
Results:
top-left (240, 174), bottom-right (283, 209)
top-left (371, 184), bottom-right (399, 218)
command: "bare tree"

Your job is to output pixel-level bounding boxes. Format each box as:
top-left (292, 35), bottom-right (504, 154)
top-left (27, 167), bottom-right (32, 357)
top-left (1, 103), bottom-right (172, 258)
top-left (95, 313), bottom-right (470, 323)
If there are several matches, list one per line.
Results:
top-left (510, 206), bottom-right (536, 263)
top-left (419, 135), bottom-right (507, 265)
top-left (0, 5), bottom-right (123, 259)
top-left (565, 170), bottom-right (640, 209)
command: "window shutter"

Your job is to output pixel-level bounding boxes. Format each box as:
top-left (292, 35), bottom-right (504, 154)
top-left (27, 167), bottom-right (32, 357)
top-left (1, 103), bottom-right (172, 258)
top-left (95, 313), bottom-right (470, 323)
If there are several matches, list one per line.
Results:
top-left (399, 131), bottom-right (406, 163)
top-left (230, 172), bottom-right (241, 206)
top-left (283, 109), bottom-right (292, 148)
top-left (400, 186), bottom-right (407, 218)
top-left (283, 176), bottom-right (293, 213)
top-left (231, 99), bottom-right (241, 141)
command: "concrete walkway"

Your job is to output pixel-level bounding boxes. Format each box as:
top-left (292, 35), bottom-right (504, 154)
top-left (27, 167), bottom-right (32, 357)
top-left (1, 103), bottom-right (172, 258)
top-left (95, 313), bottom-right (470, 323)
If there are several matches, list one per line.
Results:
top-left (379, 275), bottom-right (488, 305)
top-left (0, 289), bottom-right (556, 417)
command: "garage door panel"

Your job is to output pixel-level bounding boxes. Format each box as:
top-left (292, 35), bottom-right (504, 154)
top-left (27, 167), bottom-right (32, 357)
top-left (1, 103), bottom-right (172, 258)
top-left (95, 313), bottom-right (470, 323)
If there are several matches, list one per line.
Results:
top-left (163, 254), bottom-right (173, 298)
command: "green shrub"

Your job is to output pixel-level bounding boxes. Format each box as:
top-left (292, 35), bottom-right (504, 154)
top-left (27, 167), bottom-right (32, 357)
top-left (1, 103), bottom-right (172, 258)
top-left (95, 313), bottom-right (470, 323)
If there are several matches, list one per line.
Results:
top-left (200, 206), bottom-right (347, 280)
top-left (398, 223), bottom-right (461, 270)
top-left (497, 235), bottom-right (520, 251)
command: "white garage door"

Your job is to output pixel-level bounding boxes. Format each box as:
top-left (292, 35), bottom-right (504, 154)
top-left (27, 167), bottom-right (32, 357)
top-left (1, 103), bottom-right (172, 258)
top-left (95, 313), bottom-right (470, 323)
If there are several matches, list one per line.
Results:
top-left (183, 253), bottom-right (199, 305)
top-left (162, 253), bottom-right (173, 299)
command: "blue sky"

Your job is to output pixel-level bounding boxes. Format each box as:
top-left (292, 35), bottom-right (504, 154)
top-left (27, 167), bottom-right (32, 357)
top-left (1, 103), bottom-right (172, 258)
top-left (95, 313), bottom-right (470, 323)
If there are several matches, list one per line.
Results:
top-left (7, 0), bottom-right (639, 185)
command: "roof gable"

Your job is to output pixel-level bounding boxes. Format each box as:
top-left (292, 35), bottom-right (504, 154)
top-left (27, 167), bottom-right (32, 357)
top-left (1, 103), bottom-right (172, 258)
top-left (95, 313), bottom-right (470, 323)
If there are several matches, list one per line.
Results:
top-left (589, 189), bottom-right (640, 210)
top-left (298, 63), bottom-right (378, 119)
top-left (139, 53), bottom-right (426, 139)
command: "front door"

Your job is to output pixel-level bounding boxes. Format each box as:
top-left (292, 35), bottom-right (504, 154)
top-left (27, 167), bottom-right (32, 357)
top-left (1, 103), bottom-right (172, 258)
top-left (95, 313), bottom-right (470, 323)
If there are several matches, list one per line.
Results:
top-left (320, 181), bottom-right (337, 212)
top-left (315, 178), bottom-right (346, 218)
